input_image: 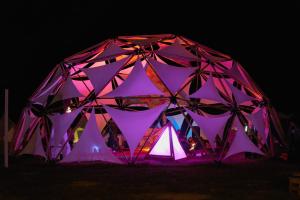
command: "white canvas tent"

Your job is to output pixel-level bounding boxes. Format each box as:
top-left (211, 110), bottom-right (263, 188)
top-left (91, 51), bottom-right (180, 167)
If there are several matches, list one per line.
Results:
top-left (149, 125), bottom-right (187, 160)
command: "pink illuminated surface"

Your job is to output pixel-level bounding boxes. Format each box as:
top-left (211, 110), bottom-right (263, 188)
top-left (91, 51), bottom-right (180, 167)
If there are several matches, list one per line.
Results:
top-left (171, 127), bottom-right (187, 160)
top-left (149, 126), bottom-right (187, 160)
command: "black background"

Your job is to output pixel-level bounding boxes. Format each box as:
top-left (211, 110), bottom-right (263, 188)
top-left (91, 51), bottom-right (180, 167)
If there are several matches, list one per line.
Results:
top-left (1, 1), bottom-right (299, 124)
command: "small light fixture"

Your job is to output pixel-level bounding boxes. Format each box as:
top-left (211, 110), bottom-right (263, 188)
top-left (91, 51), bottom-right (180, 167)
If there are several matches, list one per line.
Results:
top-left (66, 106), bottom-right (72, 113)
top-left (244, 125), bottom-right (248, 132)
top-left (92, 145), bottom-right (99, 153)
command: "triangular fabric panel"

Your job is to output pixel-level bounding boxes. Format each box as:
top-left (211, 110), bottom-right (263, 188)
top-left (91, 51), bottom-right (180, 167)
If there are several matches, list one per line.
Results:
top-left (105, 60), bottom-right (163, 97)
top-left (158, 41), bottom-right (198, 60)
top-left (50, 107), bottom-right (83, 147)
top-left (224, 120), bottom-right (264, 159)
top-left (189, 75), bottom-right (227, 104)
top-left (149, 127), bottom-right (171, 156)
top-left (250, 109), bottom-right (267, 142)
top-left (149, 126), bottom-right (187, 160)
top-left (15, 109), bottom-right (33, 149)
top-left (185, 108), bottom-right (230, 148)
top-left (228, 83), bottom-right (255, 104)
top-left (171, 126), bottom-right (187, 160)
top-left (88, 43), bottom-right (129, 62)
top-left (57, 77), bottom-right (83, 100)
top-left (82, 58), bottom-right (127, 95)
top-left (20, 128), bottom-right (46, 158)
top-left (225, 61), bottom-right (250, 87)
top-left (61, 109), bottom-right (122, 164)
top-left (32, 78), bottom-right (61, 104)
top-left (148, 58), bottom-right (195, 94)
top-left (104, 103), bottom-right (167, 157)
top-left (31, 67), bottom-right (63, 104)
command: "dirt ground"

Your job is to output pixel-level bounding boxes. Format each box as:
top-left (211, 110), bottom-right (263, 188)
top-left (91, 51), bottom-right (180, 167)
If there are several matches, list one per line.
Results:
top-left (0, 156), bottom-right (300, 200)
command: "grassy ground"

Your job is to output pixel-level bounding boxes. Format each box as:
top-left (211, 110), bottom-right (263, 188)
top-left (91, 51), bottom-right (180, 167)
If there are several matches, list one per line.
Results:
top-left (0, 156), bottom-right (300, 200)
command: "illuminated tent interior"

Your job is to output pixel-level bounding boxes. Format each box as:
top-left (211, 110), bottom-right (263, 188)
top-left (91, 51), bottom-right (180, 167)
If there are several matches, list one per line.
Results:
top-left (12, 34), bottom-right (286, 164)
top-left (149, 125), bottom-right (187, 160)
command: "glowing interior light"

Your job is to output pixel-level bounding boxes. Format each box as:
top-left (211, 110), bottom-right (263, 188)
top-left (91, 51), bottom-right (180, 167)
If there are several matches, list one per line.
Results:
top-left (92, 145), bottom-right (99, 153)
top-left (149, 126), bottom-right (187, 160)
top-left (244, 125), bottom-right (248, 132)
top-left (142, 147), bottom-right (150, 152)
top-left (189, 142), bottom-right (196, 151)
top-left (66, 106), bottom-right (72, 113)
top-left (149, 127), bottom-right (171, 156)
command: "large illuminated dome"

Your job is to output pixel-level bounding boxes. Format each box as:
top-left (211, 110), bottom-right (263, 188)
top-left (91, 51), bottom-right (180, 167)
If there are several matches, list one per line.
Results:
top-left (12, 34), bottom-right (284, 164)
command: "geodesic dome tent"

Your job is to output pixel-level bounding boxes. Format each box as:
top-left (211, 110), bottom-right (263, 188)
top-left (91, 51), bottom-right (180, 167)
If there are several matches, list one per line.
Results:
top-left (12, 34), bottom-right (285, 164)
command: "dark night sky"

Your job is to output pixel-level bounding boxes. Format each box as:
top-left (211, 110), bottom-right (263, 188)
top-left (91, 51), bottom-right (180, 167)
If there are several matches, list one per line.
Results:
top-left (1, 1), bottom-right (300, 124)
